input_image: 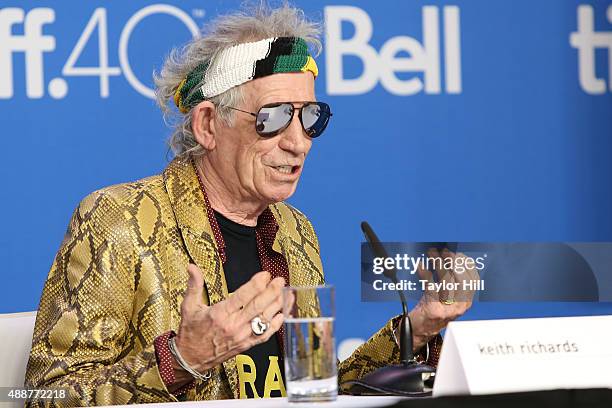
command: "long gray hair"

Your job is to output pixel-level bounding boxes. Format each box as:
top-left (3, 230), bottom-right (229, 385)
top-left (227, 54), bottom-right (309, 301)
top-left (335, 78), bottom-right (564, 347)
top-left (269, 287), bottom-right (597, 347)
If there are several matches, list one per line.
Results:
top-left (154, 3), bottom-right (322, 160)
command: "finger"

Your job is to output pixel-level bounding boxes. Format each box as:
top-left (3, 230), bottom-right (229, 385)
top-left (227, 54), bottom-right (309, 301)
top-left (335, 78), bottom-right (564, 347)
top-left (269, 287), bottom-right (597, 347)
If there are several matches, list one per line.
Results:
top-left (446, 259), bottom-right (474, 316)
top-left (442, 249), bottom-right (461, 302)
top-left (458, 252), bottom-right (482, 304)
top-left (233, 321), bottom-right (260, 350)
top-left (441, 248), bottom-right (457, 279)
top-left (450, 252), bottom-right (470, 302)
top-left (257, 312), bottom-right (285, 343)
top-left (225, 271), bottom-right (271, 314)
top-left (235, 311), bottom-right (285, 353)
top-left (429, 248), bottom-right (453, 302)
top-left (262, 290), bottom-right (284, 322)
top-left (283, 290), bottom-right (296, 317)
top-left (417, 262), bottom-right (434, 283)
top-left (417, 263), bottom-right (438, 302)
top-left (427, 248), bottom-right (449, 282)
top-left (238, 276), bottom-right (286, 324)
top-left (182, 264), bottom-right (205, 311)
top-left (221, 308), bottom-right (282, 354)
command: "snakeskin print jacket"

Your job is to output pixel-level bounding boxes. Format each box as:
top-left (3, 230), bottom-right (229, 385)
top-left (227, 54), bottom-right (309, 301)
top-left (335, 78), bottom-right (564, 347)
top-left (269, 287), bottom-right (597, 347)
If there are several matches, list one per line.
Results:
top-left (24, 158), bottom-right (406, 406)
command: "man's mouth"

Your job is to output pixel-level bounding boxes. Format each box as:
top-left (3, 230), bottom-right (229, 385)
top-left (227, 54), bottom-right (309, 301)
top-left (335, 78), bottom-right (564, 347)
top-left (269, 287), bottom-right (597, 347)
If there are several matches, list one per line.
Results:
top-left (271, 165), bottom-right (300, 175)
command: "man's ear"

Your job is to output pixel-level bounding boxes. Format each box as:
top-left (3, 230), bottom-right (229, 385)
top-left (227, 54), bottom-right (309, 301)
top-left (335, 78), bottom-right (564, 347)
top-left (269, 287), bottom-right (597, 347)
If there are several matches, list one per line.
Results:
top-left (191, 101), bottom-right (218, 151)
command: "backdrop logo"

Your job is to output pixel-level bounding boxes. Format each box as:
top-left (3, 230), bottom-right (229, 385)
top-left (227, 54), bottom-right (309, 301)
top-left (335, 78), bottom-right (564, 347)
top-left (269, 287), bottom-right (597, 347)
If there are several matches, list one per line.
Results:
top-left (324, 5), bottom-right (462, 96)
top-left (0, 5), bottom-right (199, 100)
top-left (570, 4), bottom-right (612, 94)
top-left (0, 8), bottom-right (55, 98)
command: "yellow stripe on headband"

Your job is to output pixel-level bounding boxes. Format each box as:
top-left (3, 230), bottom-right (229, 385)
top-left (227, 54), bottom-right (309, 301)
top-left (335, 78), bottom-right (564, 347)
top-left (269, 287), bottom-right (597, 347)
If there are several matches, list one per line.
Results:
top-left (174, 78), bottom-right (187, 113)
top-left (301, 56), bottom-right (318, 78)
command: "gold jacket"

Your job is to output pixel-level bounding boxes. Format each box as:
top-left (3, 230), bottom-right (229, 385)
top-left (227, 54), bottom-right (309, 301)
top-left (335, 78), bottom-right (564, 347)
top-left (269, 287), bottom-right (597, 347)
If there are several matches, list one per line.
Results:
top-left (25, 158), bottom-right (403, 406)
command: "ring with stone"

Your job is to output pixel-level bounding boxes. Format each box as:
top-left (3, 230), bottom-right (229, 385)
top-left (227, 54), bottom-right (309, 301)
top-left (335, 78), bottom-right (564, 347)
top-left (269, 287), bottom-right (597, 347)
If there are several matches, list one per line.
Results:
top-left (251, 315), bottom-right (269, 336)
top-left (441, 299), bottom-right (455, 305)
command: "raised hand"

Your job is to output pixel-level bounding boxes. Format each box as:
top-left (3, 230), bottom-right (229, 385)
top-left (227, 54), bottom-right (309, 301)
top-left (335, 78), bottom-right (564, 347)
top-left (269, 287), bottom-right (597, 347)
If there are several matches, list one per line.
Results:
top-left (409, 248), bottom-right (479, 351)
top-left (170, 264), bottom-right (285, 389)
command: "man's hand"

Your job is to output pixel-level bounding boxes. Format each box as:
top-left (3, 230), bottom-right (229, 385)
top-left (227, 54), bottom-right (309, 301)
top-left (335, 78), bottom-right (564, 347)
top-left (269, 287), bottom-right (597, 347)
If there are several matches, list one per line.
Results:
top-left (408, 248), bottom-right (479, 352)
top-left (170, 264), bottom-right (285, 389)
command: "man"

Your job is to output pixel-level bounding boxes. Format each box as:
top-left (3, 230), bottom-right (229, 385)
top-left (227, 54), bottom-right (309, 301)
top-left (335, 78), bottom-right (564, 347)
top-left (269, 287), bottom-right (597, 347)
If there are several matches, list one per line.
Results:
top-left (25, 4), bottom-right (473, 406)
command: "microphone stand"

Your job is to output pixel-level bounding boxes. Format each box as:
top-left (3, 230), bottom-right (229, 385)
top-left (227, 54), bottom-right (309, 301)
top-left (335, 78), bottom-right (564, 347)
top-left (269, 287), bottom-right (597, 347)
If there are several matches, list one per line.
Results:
top-left (341, 222), bottom-right (435, 396)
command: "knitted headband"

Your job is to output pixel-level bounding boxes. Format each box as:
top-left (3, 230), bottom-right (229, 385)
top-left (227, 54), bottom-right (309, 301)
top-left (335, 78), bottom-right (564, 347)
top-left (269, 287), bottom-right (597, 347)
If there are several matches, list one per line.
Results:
top-left (173, 36), bottom-right (318, 114)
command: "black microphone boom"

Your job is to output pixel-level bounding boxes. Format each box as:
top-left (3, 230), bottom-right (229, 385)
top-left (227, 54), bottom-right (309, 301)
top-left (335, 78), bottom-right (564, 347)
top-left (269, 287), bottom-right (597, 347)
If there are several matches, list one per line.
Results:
top-left (360, 222), bottom-right (408, 316)
top-left (361, 221), bottom-right (411, 362)
top-left (340, 222), bottom-right (435, 396)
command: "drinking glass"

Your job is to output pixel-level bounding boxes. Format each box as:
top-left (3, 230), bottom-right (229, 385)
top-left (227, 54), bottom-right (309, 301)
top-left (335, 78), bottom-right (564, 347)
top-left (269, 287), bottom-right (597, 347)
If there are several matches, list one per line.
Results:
top-left (282, 285), bottom-right (337, 402)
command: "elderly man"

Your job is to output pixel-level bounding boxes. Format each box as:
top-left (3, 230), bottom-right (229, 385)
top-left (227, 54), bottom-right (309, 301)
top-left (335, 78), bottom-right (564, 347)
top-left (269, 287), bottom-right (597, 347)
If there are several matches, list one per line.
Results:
top-left (25, 4), bottom-right (472, 406)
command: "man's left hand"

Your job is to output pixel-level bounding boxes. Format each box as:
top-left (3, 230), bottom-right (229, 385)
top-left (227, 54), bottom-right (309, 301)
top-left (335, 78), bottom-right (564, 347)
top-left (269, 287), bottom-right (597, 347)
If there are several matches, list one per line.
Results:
top-left (408, 248), bottom-right (479, 352)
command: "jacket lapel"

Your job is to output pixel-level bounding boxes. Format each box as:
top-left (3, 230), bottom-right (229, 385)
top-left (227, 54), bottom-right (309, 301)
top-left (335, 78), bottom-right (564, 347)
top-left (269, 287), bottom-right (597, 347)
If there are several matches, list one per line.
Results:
top-left (163, 158), bottom-right (239, 399)
top-left (269, 203), bottom-right (324, 287)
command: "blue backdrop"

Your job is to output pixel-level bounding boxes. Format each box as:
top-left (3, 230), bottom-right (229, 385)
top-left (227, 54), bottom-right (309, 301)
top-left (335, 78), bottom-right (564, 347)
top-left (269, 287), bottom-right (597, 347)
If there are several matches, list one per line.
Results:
top-left (2, 0), bottom-right (612, 343)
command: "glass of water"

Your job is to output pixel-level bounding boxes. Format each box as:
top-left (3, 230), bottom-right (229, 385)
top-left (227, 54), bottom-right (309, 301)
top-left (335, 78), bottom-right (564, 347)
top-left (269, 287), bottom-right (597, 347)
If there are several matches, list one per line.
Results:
top-left (282, 285), bottom-right (337, 402)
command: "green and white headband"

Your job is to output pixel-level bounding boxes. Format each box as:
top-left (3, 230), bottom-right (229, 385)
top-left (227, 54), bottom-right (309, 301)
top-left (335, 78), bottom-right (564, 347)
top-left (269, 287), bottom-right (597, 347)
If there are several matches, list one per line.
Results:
top-left (174, 36), bottom-right (318, 113)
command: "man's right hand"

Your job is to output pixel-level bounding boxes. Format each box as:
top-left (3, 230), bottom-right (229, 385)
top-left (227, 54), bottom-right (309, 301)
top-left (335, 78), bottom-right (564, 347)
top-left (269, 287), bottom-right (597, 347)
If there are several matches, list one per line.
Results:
top-left (169, 264), bottom-right (286, 390)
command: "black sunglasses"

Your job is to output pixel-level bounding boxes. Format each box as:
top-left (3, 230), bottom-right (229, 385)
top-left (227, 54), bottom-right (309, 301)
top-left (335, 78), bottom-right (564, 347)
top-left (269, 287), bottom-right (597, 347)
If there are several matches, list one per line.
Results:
top-left (226, 101), bottom-right (332, 138)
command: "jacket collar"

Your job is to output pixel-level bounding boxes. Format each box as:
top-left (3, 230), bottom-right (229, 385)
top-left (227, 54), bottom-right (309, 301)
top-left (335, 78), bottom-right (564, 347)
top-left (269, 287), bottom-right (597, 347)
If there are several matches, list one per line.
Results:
top-left (162, 157), bottom-right (286, 264)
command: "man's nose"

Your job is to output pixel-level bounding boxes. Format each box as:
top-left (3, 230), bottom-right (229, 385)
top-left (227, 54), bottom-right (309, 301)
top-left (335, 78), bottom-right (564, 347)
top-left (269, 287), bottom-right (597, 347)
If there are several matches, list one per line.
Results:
top-left (277, 112), bottom-right (311, 155)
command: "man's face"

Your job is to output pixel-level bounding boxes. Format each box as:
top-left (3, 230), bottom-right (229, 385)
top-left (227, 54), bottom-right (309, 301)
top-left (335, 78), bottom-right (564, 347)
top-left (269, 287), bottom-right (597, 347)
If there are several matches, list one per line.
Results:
top-left (208, 72), bottom-right (315, 205)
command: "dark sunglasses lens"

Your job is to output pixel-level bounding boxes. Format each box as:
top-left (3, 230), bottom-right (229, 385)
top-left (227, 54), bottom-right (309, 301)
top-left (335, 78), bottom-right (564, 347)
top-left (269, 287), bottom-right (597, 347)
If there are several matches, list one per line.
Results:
top-left (256, 104), bottom-right (293, 135)
top-left (302, 102), bottom-right (331, 137)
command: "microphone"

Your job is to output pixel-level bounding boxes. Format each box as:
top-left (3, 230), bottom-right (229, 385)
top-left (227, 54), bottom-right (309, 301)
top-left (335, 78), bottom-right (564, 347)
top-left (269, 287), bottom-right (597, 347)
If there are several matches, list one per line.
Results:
top-left (340, 222), bottom-right (435, 396)
top-left (360, 222), bottom-right (411, 361)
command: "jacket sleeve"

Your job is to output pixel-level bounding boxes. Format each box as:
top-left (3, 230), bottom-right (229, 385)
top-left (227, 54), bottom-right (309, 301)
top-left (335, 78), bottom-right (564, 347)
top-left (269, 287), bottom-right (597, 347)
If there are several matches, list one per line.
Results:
top-left (24, 190), bottom-right (177, 406)
top-left (337, 317), bottom-right (401, 388)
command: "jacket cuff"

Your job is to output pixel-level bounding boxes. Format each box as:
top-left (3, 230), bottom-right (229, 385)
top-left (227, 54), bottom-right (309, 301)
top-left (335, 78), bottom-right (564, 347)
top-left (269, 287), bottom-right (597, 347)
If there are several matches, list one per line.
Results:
top-left (390, 315), bottom-right (443, 368)
top-left (153, 331), bottom-right (195, 396)
top-left (424, 334), bottom-right (443, 368)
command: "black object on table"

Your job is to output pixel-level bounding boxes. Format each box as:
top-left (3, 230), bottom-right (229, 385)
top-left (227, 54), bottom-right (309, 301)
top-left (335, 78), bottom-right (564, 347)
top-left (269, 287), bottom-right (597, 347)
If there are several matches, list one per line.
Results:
top-left (390, 388), bottom-right (612, 408)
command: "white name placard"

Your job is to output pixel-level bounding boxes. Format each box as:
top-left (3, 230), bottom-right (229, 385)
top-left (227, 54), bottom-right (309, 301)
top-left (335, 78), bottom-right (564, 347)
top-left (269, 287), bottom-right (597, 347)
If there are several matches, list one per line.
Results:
top-left (433, 315), bottom-right (612, 397)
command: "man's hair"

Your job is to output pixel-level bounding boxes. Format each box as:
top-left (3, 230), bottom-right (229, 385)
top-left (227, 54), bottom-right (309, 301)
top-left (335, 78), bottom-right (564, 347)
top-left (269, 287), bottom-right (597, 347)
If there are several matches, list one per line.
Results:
top-left (154, 2), bottom-right (322, 160)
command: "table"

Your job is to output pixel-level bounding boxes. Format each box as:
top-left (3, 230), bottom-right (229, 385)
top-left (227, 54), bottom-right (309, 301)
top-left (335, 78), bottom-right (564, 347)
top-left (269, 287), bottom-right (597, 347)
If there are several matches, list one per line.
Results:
top-left (99, 388), bottom-right (612, 408)
top-left (392, 389), bottom-right (612, 408)
top-left (101, 396), bottom-right (404, 408)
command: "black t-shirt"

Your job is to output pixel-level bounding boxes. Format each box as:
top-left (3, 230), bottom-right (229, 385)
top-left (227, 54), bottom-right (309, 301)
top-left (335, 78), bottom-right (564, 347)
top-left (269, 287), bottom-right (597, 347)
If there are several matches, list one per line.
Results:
top-left (214, 211), bottom-right (285, 398)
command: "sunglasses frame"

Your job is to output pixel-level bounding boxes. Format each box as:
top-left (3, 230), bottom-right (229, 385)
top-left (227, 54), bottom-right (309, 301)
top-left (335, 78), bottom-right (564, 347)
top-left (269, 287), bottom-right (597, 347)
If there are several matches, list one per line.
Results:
top-left (225, 101), bottom-right (332, 138)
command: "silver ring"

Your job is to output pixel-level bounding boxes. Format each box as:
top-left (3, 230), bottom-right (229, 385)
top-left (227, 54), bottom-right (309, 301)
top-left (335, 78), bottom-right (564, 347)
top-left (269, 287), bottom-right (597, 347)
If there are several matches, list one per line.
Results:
top-left (251, 315), bottom-right (269, 336)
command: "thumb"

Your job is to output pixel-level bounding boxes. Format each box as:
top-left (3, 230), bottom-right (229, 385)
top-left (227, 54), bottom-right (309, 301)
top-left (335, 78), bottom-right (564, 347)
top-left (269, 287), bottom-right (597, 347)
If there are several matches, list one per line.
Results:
top-left (184, 263), bottom-right (205, 306)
